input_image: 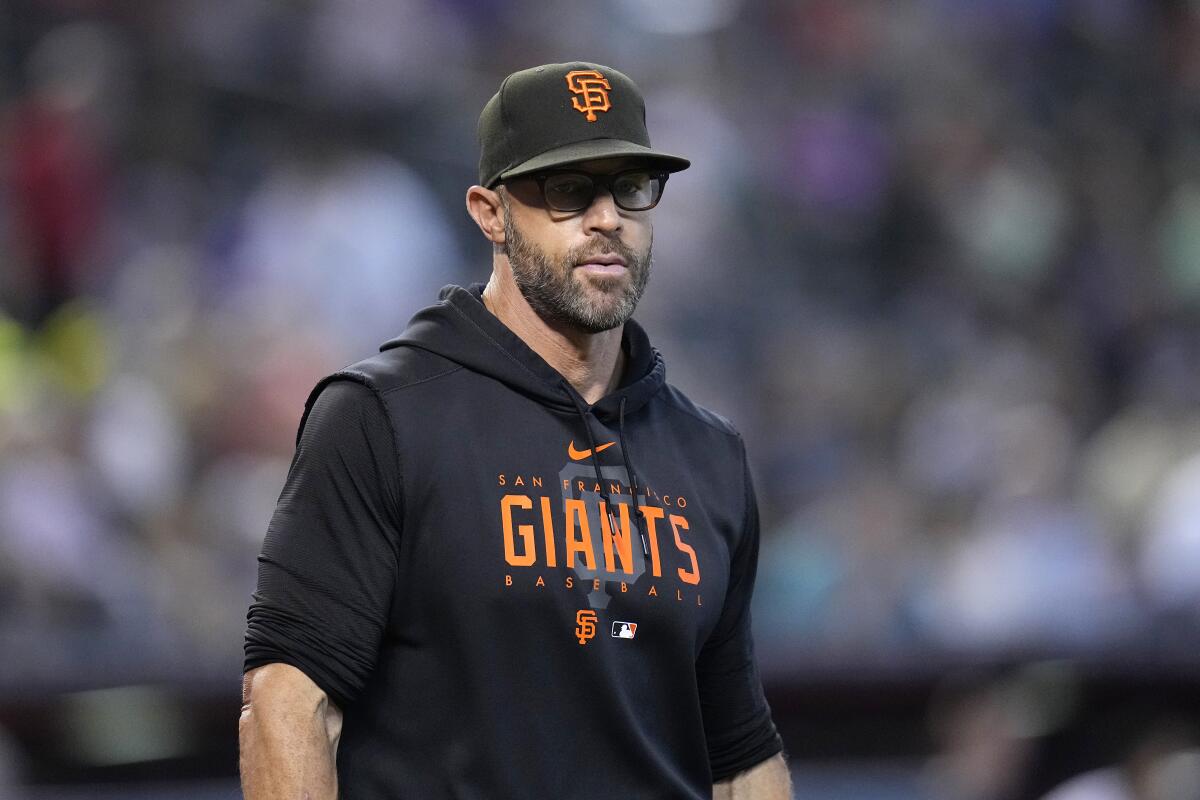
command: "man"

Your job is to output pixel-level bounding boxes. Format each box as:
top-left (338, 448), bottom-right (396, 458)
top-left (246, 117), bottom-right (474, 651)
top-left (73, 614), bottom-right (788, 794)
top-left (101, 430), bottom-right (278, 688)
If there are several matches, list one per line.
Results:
top-left (240, 61), bottom-right (789, 799)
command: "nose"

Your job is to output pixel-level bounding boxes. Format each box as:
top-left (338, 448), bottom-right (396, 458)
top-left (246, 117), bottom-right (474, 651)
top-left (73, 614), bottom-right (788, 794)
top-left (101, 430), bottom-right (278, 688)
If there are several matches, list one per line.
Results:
top-left (581, 187), bottom-right (622, 236)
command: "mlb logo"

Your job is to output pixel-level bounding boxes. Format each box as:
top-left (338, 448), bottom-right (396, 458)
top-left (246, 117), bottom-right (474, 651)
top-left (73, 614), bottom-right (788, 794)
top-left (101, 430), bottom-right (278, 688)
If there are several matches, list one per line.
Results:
top-left (611, 621), bottom-right (637, 639)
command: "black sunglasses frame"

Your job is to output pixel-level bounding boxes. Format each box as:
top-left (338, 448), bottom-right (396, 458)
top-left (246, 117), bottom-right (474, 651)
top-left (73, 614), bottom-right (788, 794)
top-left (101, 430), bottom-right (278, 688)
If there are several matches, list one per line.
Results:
top-left (522, 168), bottom-right (670, 212)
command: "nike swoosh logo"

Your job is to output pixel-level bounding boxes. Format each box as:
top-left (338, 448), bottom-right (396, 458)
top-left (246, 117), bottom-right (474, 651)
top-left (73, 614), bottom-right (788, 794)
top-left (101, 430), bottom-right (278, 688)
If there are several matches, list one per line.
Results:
top-left (568, 441), bottom-right (616, 460)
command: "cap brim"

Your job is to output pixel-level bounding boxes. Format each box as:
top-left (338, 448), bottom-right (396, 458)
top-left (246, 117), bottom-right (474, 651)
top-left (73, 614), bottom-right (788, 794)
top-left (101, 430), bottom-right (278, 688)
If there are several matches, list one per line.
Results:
top-left (496, 139), bottom-right (690, 186)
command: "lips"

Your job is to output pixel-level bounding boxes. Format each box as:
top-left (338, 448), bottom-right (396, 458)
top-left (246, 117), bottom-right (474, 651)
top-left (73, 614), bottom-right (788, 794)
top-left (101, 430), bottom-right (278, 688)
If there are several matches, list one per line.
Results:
top-left (576, 261), bottom-right (628, 276)
top-left (576, 254), bottom-right (627, 268)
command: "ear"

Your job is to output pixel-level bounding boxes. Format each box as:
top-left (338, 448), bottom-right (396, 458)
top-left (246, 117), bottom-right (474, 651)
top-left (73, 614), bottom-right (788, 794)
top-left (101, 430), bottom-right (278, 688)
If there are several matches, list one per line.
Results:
top-left (465, 185), bottom-right (506, 245)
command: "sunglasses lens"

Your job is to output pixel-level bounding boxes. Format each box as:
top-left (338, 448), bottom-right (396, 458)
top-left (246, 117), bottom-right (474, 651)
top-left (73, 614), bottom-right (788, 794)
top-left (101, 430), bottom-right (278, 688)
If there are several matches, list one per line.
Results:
top-left (539, 170), bottom-right (666, 211)
top-left (611, 171), bottom-right (658, 210)
top-left (543, 173), bottom-right (595, 211)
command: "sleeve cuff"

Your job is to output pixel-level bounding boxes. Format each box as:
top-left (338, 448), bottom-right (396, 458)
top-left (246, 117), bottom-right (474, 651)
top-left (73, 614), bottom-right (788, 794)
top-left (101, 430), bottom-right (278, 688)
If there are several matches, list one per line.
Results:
top-left (709, 720), bottom-right (784, 783)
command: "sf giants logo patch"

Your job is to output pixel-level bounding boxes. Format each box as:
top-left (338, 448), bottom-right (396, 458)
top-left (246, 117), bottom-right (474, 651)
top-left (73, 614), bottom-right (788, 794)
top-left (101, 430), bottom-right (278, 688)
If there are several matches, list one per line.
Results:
top-left (565, 70), bottom-right (611, 122)
top-left (574, 609), bottom-right (597, 644)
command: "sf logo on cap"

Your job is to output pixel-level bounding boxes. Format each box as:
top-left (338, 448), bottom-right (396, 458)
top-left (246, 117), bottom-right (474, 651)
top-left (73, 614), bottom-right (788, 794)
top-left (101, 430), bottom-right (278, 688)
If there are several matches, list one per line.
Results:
top-left (565, 70), bottom-right (611, 122)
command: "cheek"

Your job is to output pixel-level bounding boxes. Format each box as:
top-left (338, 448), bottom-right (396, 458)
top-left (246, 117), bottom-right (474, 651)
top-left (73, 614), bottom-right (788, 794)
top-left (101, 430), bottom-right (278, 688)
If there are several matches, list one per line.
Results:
top-left (627, 218), bottom-right (653, 253)
top-left (544, 235), bottom-right (578, 266)
top-left (515, 214), bottom-right (573, 261)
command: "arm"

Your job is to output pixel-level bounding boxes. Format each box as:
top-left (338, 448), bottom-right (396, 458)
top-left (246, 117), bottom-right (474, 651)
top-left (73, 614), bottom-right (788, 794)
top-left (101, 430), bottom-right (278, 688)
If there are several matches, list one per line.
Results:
top-left (241, 380), bottom-right (402, 797)
top-left (713, 752), bottom-right (791, 799)
top-left (240, 663), bottom-right (343, 800)
top-left (700, 442), bottom-right (785, 789)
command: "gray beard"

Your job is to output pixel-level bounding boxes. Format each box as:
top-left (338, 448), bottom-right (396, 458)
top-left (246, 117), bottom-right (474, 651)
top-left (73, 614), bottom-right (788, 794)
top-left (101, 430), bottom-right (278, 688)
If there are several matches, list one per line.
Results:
top-left (502, 201), bottom-right (652, 334)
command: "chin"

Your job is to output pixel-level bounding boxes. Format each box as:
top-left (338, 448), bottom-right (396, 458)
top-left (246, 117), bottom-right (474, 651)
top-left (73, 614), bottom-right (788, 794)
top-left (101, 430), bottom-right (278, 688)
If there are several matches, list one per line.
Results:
top-left (570, 318), bottom-right (626, 335)
top-left (576, 270), bottom-right (631, 292)
top-left (585, 302), bottom-right (637, 331)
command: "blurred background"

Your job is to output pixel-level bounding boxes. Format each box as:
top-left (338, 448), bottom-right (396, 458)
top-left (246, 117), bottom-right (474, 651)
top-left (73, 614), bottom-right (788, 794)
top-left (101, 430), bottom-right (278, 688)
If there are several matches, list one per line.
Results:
top-left (2, 0), bottom-right (1200, 797)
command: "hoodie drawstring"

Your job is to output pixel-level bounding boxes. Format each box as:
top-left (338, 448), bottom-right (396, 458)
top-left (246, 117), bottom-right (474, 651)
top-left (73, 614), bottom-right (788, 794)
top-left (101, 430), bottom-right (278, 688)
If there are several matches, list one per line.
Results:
top-left (617, 396), bottom-right (649, 557)
top-left (565, 384), bottom-right (649, 558)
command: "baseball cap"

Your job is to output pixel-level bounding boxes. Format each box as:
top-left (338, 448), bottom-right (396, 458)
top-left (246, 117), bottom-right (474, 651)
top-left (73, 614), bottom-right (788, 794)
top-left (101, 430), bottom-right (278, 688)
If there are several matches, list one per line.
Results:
top-left (477, 61), bottom-right (690, 189)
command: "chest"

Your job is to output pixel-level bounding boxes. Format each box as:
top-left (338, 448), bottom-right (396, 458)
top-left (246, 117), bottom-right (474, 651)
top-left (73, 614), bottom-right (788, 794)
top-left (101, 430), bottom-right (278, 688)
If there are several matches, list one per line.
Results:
top-left (387, 404), bottom-right (739, 655)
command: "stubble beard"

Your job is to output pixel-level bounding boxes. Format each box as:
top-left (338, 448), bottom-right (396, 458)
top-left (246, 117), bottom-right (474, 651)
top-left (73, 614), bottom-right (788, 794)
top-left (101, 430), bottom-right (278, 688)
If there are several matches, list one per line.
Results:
top-left (501, 196), bottom-right (652, 334)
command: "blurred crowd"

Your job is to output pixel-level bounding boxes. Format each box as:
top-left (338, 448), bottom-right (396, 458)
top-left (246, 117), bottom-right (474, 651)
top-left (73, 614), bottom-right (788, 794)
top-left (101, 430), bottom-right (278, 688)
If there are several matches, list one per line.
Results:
top-left (1, 0), bottom-right (1200, 724)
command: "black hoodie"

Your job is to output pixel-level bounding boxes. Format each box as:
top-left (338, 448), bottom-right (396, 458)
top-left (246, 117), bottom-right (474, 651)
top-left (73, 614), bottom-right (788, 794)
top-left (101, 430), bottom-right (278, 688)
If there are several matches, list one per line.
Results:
top-left (245, 284), bottom-right (782, 798)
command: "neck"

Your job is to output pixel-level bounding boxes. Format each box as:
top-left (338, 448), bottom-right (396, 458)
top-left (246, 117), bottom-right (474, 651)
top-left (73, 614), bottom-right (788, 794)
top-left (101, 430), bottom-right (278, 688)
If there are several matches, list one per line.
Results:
top-left (482, 262), bottom-right (626, 405)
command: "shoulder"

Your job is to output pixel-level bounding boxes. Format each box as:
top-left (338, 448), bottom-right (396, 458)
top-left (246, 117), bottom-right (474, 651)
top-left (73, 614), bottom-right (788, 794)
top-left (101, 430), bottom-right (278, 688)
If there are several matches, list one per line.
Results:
top-left (335, 345), bottom-right (464, 397)
top-left (297, 346), bottom-right (462, 445)
top-left (653, 383), bottom-right (744, 444)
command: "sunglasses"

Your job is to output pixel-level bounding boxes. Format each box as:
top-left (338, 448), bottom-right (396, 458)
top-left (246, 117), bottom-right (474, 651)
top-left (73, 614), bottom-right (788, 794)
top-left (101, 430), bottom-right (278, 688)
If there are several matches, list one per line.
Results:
top-left (519, 168), bottom-right (669, 212)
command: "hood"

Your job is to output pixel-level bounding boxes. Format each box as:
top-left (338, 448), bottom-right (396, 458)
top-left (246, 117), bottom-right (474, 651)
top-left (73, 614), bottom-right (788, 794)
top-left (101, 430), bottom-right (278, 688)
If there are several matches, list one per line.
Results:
top-left (380, 284), bottom-right (666, 423)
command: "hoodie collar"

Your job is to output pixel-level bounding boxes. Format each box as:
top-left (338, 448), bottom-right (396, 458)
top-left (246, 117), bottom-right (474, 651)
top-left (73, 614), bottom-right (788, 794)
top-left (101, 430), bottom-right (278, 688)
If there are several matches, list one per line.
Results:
top-left (381, 284), bottom-right (665, 422)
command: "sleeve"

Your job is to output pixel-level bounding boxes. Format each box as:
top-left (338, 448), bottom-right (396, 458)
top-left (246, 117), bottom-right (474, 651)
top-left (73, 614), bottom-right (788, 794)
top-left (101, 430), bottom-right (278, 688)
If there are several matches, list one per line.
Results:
top-left (243, 378), bottom-right (402, 712)
top-left (695, 441), bottom-right (784, 782)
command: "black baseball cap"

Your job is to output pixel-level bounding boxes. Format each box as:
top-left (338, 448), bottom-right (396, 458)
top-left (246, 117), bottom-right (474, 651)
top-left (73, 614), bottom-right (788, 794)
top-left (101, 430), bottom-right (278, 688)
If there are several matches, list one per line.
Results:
top-left (477, 61), bottom-right (690, 189)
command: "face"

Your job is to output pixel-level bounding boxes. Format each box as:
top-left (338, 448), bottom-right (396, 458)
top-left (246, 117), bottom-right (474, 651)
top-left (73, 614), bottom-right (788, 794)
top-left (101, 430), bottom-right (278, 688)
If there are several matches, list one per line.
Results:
top-left (500, 158), bottom-right (655, 334)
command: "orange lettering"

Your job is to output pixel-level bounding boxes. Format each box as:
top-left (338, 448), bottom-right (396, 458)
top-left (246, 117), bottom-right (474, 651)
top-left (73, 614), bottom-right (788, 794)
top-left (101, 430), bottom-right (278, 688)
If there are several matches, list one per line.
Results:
top-left (539, 496), bottom-right (557, 568)
top-left (501, 494), bottom-right (536, 567)
top-left (638, 506), bottom-right (665, 577)
top-left (514, 475), bottom-right (525, 487)
top-left (536, 575), bottom-right (545, 587)
top-left (498, 474), bottom-right (506, 486)
top-left (601, 502), bottom-right (634, 575)
top-left (577, 481), bottom-right (586, 492)
top-left (593, 578), bottom-right (601, 591)
top-left (620, 582), bottom-right (628, 593)
top-left (663, 495), bottom-right (672, 506)
top-left (676, 588), bottom-right (683, 601)
top-left (677, 496), bottom-right (687, 509)
top-left (532, 476), bottom-right (543, 488)
top-left (697, 595), bottom-right (702, 606)
top-left (505, 574), bottom-right (512, 586)
top-left (609, 482), bottom-right (622, 495)
top-left (648, 585), bottom-right (658, 597)
top-left (564, 499), bottom-right (597, 570)
top-left (670, 514), bottom-right (700, 585)
top-left (565, 576), bottom-right (574, 589)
